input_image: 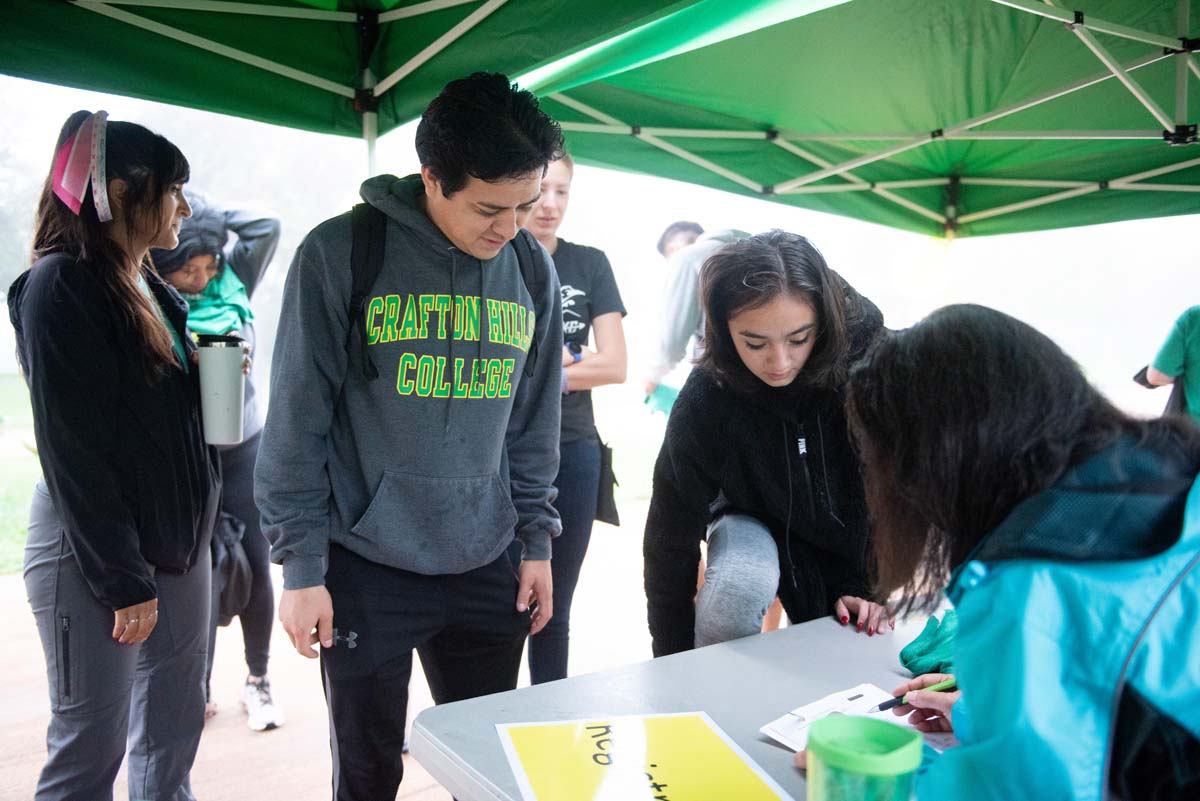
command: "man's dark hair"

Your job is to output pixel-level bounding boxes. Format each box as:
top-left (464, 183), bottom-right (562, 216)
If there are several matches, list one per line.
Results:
top-left (656, 221), bottom-right (704, 256)
top-left (846, 303), bottom-right (1200, 615)
top-left (416, 72), bottom-right (563, 197)
top-left (695, 230), bottom-right (856, 394)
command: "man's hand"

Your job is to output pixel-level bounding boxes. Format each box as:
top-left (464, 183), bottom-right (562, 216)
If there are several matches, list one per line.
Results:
top-left (279, 586), bottom-right (334, 659)
top-left (517, 559), bottom-right (553, 635)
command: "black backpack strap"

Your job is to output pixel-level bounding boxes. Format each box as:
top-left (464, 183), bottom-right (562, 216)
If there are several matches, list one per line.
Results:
top-left (348, 203), bottom-right (387, 380)
top-left (511, 229), bottom-right (546, 378)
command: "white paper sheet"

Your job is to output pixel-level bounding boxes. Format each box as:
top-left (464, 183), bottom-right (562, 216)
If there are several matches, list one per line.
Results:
top-left (760, 683), bottom-right (959, 753)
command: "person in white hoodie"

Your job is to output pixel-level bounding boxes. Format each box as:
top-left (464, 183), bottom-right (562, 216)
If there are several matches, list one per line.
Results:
top-left (255, 73), bottom-right (564, 799)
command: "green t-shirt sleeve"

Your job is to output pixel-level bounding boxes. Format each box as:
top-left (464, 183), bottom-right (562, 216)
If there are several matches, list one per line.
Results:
top-left (1152, 309), bottom-right (1196, 378)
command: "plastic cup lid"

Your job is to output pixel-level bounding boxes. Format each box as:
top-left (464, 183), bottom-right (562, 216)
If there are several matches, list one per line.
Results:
top-left (807, 716), bottom-right (923, 777)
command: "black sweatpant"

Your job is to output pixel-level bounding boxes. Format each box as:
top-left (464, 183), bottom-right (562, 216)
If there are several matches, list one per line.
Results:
top-left (320, 542), bottom-right (531, 801)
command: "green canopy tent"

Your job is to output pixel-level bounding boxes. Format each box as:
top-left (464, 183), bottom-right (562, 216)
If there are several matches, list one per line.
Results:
top-left (0, 0), bottom-right (703, 172)
top-left (527, 0), bottom-right (1200, 237)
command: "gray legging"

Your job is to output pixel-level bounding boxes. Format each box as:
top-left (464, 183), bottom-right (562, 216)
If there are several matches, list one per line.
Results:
top-left (695, 514), bottom-right (781, 649)
top-left (24, 482), bottom-right (211, 801)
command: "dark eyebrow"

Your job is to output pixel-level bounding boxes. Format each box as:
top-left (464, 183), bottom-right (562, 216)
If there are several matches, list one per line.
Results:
top-left (477, 192), bottom-right (542, 212)
top-left (737, 323), bottom-right (815, 339)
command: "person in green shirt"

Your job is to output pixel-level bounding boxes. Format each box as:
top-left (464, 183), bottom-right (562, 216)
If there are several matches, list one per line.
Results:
top-left (1147, 305), bottom-right (1200, 423)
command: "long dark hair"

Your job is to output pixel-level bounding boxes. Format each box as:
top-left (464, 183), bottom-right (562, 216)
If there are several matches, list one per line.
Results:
top-left (32, 111), bottom-right (190, 380)
top-left (847, 303), bottom-right (1200, 614)
top-left (696, 230), bottom-right (855, 393)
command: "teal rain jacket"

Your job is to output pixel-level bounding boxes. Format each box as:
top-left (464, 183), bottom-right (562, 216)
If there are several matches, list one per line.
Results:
top-left (917, 438), bottom-right (1200, 801)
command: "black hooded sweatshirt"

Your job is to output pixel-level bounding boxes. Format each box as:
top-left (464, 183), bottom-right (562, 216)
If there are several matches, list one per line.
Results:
top-left (644, 279), bottom-right (883, 657)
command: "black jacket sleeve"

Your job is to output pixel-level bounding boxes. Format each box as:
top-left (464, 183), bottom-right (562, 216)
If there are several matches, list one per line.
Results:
top-left (15, 259), bottom-right (156, 609)
top-left (643, 371), bottom-right (725, 657)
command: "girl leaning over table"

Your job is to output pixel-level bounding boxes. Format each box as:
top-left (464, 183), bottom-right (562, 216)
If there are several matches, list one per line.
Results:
top-left (819, 304), bottom-right (1200, 800)
top-left (643, 230), bottom-right (891, 658)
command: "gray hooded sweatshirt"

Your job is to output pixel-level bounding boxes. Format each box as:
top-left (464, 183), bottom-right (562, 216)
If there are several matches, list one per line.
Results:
top-left (255, 175), bottom-right (563, 590)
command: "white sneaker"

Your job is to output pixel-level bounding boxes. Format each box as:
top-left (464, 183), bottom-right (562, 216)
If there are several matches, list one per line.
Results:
top-left (241, 676), bottom-right (285, 732)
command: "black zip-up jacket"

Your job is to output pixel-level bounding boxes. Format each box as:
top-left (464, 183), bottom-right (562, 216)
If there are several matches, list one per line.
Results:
top-left (644, 287), bottom-right (883, 657)
top-left (9, 253), bottom-right (220, 610)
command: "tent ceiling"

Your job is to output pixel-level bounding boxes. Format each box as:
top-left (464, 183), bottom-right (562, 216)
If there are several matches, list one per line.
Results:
top-left (531, 0), bottom-right (1200, 237)
top-left (0, 0), bottom-right (698, 138)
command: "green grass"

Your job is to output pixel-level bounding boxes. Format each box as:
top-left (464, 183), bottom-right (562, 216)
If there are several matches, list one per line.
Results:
top-left (0, 373), bottom-right (38, 574)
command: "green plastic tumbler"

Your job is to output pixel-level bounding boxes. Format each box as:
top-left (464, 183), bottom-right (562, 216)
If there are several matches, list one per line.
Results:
top-left (806, 716), bottom-right (923, 801)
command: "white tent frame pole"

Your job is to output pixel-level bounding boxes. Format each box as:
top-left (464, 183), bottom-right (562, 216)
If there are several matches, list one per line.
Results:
top-left (770, 138), bottom-right (865, 187)
top-left (1114, 183), bottom-right (1200, 192)
top-left (362, 69), bottom-right (378, 178)
top-left (637, 133), bottom-right (764, 192)
top-left (551, 93), bottom-right (763, 192)
top-left (1065, 19), bottom-right (1174, 129)
top-left (558, 125), bottom-right (1164, 142)
top-left (72, 0), bottom-right (355, 97)
top-left (772, 50), bottom-right (1168, 192)
top-left (770, 137), bottom-right (947, 223)
top-left (1191, 56), bottom-right (1200, 81)
top-left (988, 0), bottom-right (1181, 50)
top-left (374, 0), bottom-right (508, 97)
top-left (380, 0), bottom-right (483, 23)
top-left (961, 177), bottom-right (1091, 188)
top-left (959, 156), bottom-right (1200, 224)
top-left (783, 179), bottom-right (951, 194)
top-left (958, 185), bottom-right (1100, 224)
top-left (873, 188), bottom-right (948, 223)
top-left (950, 130), bottom-right (1161, 140)
top-left (558, 121), bottom-right (630, 135)
top-left (774, 138), bottom-right (930, 192)
top-left (1111, 154), bottom-right (1200, 184)
top-left (550, 93), bottom-right (623, 125)
top-left (96, 0), bottom-right (355, 20)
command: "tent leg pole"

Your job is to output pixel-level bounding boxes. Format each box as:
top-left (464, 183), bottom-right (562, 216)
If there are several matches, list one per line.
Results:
top-left (365, 110), bottom-right (378, 177)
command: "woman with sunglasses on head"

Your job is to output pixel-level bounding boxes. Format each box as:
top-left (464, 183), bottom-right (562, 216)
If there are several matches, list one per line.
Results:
top-left (522, 153), bottom-right (628, 683)
top-left (9, 111), bottom-right (219, 801)
top-left (154, 194), bottom-right (284, 731)
top-left (643, 230), bottom-right (889, 658)
top-left (802, 303), bottom-right (1200, 800)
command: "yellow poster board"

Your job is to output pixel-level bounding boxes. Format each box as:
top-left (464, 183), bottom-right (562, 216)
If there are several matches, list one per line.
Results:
top-left (497, 711), bottom-right (796, 801)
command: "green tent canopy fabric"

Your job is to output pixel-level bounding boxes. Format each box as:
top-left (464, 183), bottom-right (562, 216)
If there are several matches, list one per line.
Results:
top-left (0, 0), bottom-right (701, 138)
top-left (531, 0), bottom-right (1200, 237)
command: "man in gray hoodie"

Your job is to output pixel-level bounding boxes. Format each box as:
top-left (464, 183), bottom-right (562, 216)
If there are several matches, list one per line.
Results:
top-left (255, 72), bottom-right (564, 799)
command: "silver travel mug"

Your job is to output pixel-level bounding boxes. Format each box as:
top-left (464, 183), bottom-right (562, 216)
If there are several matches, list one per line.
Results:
top-left (197, 334), bottom-right (245, 445)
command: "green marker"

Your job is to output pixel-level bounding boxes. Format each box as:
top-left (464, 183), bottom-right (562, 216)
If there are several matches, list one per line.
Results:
top-left (867, 678), bottom-right (957, 713)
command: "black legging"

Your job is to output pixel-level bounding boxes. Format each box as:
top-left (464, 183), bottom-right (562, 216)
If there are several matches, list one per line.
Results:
top-left (206, 432), bottom-right (274, 686)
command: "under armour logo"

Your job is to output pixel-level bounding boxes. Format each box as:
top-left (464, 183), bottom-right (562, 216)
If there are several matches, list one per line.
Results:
top-left (330, 628), bottom-right (358, 649)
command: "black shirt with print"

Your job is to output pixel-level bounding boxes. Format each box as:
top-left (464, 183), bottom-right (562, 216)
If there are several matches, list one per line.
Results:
top-left (552, 239), bottom-right (627, 444)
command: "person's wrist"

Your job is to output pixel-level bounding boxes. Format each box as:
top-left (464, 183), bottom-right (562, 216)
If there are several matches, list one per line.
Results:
top-left (561, 371), bottom-right (569, 395)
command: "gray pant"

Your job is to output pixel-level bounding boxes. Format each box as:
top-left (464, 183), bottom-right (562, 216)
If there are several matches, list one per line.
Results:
top-left (24, 482), bottom-right (211, 801)
top-left (695, 514), bottom-right (781, 649)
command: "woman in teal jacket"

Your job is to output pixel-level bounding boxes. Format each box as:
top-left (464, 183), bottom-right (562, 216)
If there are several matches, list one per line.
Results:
top-left (825, 304), bottom-right (1200, 801)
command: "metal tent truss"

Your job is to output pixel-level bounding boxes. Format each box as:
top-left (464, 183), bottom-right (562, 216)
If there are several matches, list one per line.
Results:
top-left (554, 0), bottom-right (1199, 235)
top-left (69, 0), bottom-right (509, 173)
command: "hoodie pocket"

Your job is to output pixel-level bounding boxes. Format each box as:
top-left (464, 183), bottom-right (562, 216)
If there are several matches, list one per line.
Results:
top-left (350, 470), bottom-right (519, 574)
